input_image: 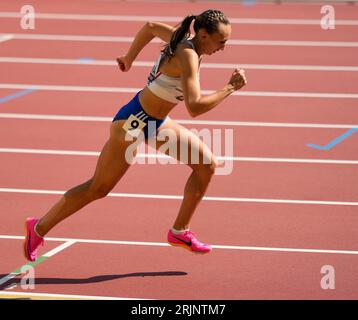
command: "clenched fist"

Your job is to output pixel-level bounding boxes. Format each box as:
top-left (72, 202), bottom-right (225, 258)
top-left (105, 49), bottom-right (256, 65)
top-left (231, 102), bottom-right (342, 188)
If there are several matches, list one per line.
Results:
top-left (228, 68), bottom-right (247, 91)
top-left (116, 56), bottom-right (132, 72)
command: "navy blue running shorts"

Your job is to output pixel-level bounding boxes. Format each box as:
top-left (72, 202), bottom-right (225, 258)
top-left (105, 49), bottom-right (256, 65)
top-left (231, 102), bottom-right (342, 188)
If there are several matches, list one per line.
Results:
top-left (112, 91), bottom-right (166, 138)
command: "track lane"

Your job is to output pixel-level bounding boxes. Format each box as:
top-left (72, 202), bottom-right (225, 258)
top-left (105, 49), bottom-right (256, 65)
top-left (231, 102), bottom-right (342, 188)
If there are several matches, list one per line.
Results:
top-left (0, 152), bottom-right (357, 202)
top-left (2, 39), bottom-right (358, 65)
top-left (3, 239), bottom-right (358, 299)
top-left (1, 63), bottom-right (358, 94)
top-left (1, 17), bottom-right (358, 41)
top-left (1, 193), bottom-right (358, 250)
top-left (1, 118), bottom-right (357, 160)
top-left (1, 90), bottom-right (358, 125)
top-left (1, 0), bottom-right (358, 20)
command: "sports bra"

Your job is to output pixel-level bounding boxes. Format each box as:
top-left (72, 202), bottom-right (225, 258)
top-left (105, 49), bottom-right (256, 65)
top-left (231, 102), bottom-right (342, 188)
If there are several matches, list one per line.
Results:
top-left (146, 39), bottom-right (200, 104)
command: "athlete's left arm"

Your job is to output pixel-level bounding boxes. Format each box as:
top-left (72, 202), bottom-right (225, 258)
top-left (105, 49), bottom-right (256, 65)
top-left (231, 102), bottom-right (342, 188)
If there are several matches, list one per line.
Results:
top-left (178, 47), bottom-right (247, 117)
top-left (117, 22), bottom-right (176, 72)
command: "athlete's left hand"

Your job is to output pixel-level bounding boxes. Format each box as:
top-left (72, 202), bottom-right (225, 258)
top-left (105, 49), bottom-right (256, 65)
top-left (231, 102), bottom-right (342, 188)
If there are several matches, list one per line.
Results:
top-left (229, 68), bottom-right (247, 91)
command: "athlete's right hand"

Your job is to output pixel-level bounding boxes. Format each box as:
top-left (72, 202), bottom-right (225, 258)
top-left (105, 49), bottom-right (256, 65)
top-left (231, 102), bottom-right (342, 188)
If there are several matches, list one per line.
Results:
top-left (229, 68), bottom-right (247, 91)
top-left (116, 55), bottom-right (132, 72)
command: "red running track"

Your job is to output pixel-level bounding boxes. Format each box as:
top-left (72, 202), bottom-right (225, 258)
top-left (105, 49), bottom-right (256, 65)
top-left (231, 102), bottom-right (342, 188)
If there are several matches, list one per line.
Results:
top-left (1, 0), bottom-right (358, 299)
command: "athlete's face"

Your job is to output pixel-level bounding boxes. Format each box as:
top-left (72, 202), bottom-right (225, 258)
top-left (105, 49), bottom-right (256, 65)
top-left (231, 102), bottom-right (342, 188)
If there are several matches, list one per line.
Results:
top-left (200, 23), bottom-right (231, 55)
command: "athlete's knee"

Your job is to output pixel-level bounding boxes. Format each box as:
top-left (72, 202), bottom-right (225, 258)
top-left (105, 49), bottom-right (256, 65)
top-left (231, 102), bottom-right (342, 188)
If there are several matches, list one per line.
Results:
top-left (87, 183), bottom-right (112, 200)
top-left (203, 162), bottom-right (217, 177)
top-left (193, 155), bottom-right (218, 178)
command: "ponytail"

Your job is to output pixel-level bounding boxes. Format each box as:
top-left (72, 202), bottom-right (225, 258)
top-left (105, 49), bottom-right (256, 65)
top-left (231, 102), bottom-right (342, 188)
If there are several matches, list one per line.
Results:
top-left (162, 15), bottom-right (196, 59)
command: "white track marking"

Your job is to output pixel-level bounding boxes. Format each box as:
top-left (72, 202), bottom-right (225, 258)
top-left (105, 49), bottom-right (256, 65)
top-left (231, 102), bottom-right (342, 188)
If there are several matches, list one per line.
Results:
top-left (0, 187), bottom-right (357, 206)
top-left (0, 83), bottom-right (357, 98)
top-left (0, 35), bottom-right (13, 43)
top-left (0, 12), bottom-right (358, 26)
top-left (42, 240), bottom-right (76, 257)
top-left (0, 273), bottom-right (21, 287)
top-left (1, 147), bottom-right (358, 165)
top-left (1, 234), bottom-right (358, 256)
top-left (0, 113), bottom-right (357, 129)
top-left (0, 291), bottom-right (148, 300)
top-left (1, 33), bottom-right (358, 47)
top-left (1, 57), bottom-right (358, 72)
top-left (0, 241), bottom-right (76, 287)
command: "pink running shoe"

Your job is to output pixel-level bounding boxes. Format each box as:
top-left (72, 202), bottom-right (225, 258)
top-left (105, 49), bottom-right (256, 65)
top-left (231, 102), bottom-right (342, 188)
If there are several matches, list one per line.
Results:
top-left (24, 218), bottom-right (44, 262)
top-left (167, 229), bottom-right (212, 254)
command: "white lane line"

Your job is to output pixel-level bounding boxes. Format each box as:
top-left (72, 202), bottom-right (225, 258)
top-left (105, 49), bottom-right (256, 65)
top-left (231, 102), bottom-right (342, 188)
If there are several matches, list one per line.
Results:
top-left (1, 234), bottom-right (358, 256)
top-left (0, 35), bottom-right (13, 43)
top-left (1, 147), bottom-right (358, 165)
top-left (42, 240), bottom-right (76, 257)
top-left (0, 187), bottom-right (357, 206)
top-left (0, 83), bottom-right (357, 99)
top-left (0, 83), bottom-right (140, 93)
top-left (1, 113), bottom-right (357, 129)
top-left (0, 291), bottom-right (148, 300)
top-left (0, 12), bottom-right (357, 26)
top-left (1, 33), bottom-right (358, 47)
top-left (1, 57), bottom-right (358, 72)
top-left (0, 148), bottom-right (101, 157)
top-left (0, 273), bottom-right (22, 287)
top-left (0, 240), bottom-right (76, 287)
top-left (0, 274), bottom-right (21, 288)
top-left (231, 39), bottom-right (358, 47)
top-left (176, 119), bottom-right (358, 129)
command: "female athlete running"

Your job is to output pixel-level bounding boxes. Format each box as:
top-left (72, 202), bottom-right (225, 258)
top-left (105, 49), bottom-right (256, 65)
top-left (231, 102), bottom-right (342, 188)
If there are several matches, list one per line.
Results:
top-left (24, 9), bottom-right (247, 261)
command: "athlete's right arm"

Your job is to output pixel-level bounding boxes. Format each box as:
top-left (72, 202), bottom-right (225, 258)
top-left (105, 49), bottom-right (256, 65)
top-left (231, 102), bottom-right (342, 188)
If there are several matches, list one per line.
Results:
top-left (117, 22), bottom-right (176, 72)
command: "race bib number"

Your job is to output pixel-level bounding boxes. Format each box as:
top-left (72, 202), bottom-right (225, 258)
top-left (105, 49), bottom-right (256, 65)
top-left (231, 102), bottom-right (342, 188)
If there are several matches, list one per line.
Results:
top-left (122, 114), bottom-right (146, 138)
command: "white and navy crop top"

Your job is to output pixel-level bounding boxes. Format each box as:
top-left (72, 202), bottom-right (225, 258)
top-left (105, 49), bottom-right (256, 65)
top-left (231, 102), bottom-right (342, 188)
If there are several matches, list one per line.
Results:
top-left (146, 39), bottom-right (200, 104)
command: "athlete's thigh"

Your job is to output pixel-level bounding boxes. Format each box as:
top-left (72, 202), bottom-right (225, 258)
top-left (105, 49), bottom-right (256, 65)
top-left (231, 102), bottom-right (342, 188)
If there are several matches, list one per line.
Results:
top-left (91, 120), bottom-right (139, 188)
top-left (151, 117), bottom-right (216, 169)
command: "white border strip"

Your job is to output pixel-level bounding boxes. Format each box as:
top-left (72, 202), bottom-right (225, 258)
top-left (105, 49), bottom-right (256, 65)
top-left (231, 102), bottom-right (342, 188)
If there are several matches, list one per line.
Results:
top-left (0, 291), bottom-right (148, 300)
top-left (43, 240), bottom-right (76, 258)
top-left (1, 234), bottom-right (358, 256)
top-left (1, 113), bottom-right (357, 129)
top-left (1, 147), bottom-right (358, 165)
top-left (1, 57), bottom-right (358, 72)
top-left (0, 12), bottom-right (358, 26)
top-left (0, 274), bottom-right (21, 287)
top-left (0, 187), bottom-right (357, 206)
top-left (1, 83), bottom-right (357, 99)
top-left (2, 33), bottom-right (358, 47)
top-left (0, 35), bottom-right (13, 43)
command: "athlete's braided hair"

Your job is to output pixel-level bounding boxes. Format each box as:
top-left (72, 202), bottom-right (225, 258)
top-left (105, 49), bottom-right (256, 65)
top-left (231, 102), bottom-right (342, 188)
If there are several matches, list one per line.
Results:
top-left (162, 9), bottom-right (230, 59)
top-left (193, 9), bottom-right (230, 34)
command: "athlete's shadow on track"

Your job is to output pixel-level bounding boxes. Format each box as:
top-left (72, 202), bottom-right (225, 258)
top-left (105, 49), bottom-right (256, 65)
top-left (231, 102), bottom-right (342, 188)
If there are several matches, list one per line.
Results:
top-left (0, 271), bottom-right (187, 288)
